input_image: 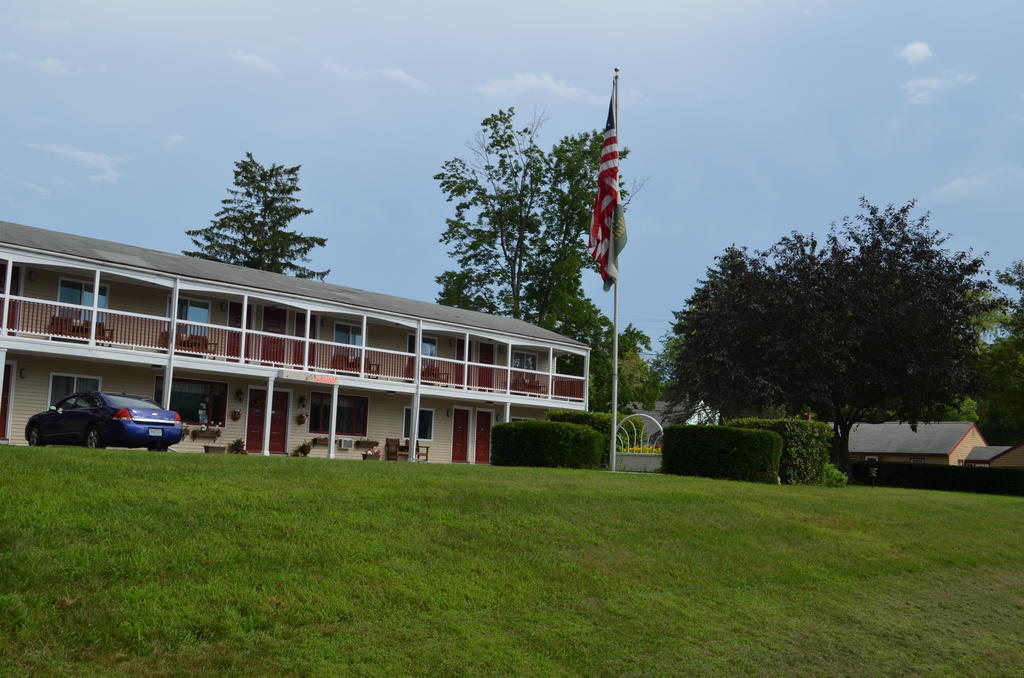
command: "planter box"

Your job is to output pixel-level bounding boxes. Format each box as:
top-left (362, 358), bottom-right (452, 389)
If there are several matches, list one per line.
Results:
top-left (311, 437), bottom-right (330, 448)
top-left (617, 453), bottom-right (662, 473)
top-left (354, 440), bottom-right (380, 449)
top-left (362, 452), bottom-right (381, 461)
top-left (203, 445), bottom-right (226, 454)
top-left (191, 430), bottom-right (221, 441)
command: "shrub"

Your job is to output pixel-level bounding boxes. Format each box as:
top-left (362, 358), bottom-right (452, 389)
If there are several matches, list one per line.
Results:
top-left (491, 421), bottom-right (603, 469)
top-left (819, 463), bottom-right (848, 487)
top-left (545, 410), bottom-right (613, 466)
top-left (662, 425), bottom-right (782, 484)
top-left (291, 441), bottom-right (312, 457)
top-left (228, 438), bottom-right (245, 454)
top-left (727, 418), bottom-right (832, 485)
top-left (850, 462), bottom-right (1024, 496)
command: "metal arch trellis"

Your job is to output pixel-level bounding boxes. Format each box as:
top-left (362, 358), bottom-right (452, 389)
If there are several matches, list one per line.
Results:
top-left (615, 413), bottom-right (663, 455)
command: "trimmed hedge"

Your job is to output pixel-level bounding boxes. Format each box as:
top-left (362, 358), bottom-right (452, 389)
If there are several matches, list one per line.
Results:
top-left (545, 410), bottom-right (613, 466)
top-left (491, 421), bottom-right (604, 469)
top-left (727, 418), bottom-right (832, 485)
top-left (662, 425), bottom-right (782, 484)
top-left (850, 462), bottom-right (1024, 497)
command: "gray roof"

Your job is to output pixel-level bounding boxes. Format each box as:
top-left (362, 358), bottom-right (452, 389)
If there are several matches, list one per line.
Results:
top-left (848, 421), bottom-right (976, 456)
top-left (0, 220), bottom-right (585, 348)
top-left (966, 445), bottom-right (1013, 462)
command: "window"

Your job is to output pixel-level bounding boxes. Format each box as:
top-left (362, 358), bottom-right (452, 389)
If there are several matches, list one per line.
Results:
top-left (309, 393), bottom-right (368, 435)
top-left (334, 323), bottom-right (362, 346)
top-left (176, 298), bottom-right (211, 324)
top-left (864, 456), bottom-right (879, 462)
top-left (403, 407), bottom-right (434, 440)
top-left (910, 458), bottom-right (925, 464)
top-left (58, 279), bottom-right (108, 307)
top-left (512, 351), bottom-right (538, 371)
top-left (510, 417), bottom-right (534, 422)
top-left (154, 377), bottom-right (226, 425)
top-left (49, 374), bottom-right (101, 405)
top-left (406, 334), bottom-right (437, 356)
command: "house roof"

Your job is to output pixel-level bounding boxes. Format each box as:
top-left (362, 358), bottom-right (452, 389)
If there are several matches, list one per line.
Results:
top-left (965, 445), bottom-right (1013, 462)
top-left (0, 220), bottom-right (586, 348)
top-left (848, 421), bottom-right (977, 456)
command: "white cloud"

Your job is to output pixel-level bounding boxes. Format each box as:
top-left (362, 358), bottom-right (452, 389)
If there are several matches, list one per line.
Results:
top-left (1, 51), bottom-right (25, 63)
top-left (0, 175), bottom-right (49, 196)
top-left (25, 143), bottom-right (130, 183)
top-left (475, 72), bottom-right (601, 104)
top-left (224, 49), bottom-right (279, 75)
top-left (901, 73), bottom-right (975, 104)
top-left (899, 41), bottom-right (933, 65)
top-left (323, 62), bottom-right (428, 92)
top-left (929, 166), bottom-right (1024, 203)
top-left (163, 133), bottom-right (185, 148)
top-left (35, 57), bottom-right (68, 73)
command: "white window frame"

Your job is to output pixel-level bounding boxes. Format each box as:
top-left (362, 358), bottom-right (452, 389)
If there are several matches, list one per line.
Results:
top-left (47, 372), bottom-right (103, 407)
top-left (510, 416), bottom-right (535, 422)
top-left (512, 350), bottom-right (538, 371)
top-left (407, 333), bottom-right (438, 357)
top-left (169, 295), bottom-right (212, 324)
top-left (334, 322), bottom-right (363, 346)
top-left (403, 406), bottom-right (434, 441)
top-left (58, 277), bottom-right (109, 308)
top-left (864, 455), bottom-right (879, 462)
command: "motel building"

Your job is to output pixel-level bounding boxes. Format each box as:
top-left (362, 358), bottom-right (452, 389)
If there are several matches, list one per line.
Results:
top-left (0, 221), bottom-right (590, 461)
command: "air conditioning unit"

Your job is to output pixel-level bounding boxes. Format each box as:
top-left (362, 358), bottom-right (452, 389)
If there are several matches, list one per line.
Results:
top-left (338, 439), bottom-right (355, 450)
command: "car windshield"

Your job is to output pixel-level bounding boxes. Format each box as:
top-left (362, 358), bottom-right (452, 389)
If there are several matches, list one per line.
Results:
top-left (104, 394), bottom-right (163, 410)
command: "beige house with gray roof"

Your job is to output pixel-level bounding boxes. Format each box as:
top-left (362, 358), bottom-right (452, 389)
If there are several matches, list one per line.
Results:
top-left (847, 421), bottom-right (987, 466)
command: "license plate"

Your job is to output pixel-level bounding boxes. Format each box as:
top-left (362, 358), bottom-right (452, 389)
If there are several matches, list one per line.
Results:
top-left (149, 428), bottom-right (162, 437)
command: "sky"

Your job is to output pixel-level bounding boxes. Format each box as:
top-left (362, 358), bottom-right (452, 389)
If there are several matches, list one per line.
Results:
top-left (2, 0), bottom-right (1023, 353)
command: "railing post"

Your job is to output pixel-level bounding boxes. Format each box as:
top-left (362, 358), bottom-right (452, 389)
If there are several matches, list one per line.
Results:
top-left (410, 319), bottom-right (423, 461)
top-left (1, 259), bottom-right (12, 337)
top-left (303, 310), bottom-right (311, 370)
top-left (359, 315), bottom-right (367, 378)
top-left (462, 332), bottom-right (469, 389)
top-left (505, 342), bottom-right (512, 395)
top-left (88, 269), bottom-right (101, 345)
top-left (239, 295), bottom-right (248, 364)
top-left (548, 347), bottom-right (554, 399)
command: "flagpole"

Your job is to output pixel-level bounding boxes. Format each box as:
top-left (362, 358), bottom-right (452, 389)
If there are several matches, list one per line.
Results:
top-left (610, 67), bottom-right (620, 473)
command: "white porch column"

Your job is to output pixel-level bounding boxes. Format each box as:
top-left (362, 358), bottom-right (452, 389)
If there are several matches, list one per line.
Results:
top-left (504, 401), bottom-right (511, 423)
top-left (583, 351), bottom-right (590, 411)
top-left (262, 375), bottom-right (275, 456)
top-left (547, 347), bottom-right (554, 399)
top-left (2, 259), bottom-right (13, 336)
top-left (302, 310), bottom-right (311, 370)
top-left (88, 269), bottom-right (101, 345)
top-left (0, 350), bottom-right (7, 420)
top-left (462, 332), bottom-right (469, 389)
top-left (163, 278), bottom-right (180, 409)
top-left (239, 295), bottom-right (249, 363)
top-left (410, 319), bottom-right (422, 461)
top-left (328, 382), bottom-right (339, 459)
top-left (505, 342), bottom-right (512, 394)
top-left (359, 315), bottom-right (367, 378)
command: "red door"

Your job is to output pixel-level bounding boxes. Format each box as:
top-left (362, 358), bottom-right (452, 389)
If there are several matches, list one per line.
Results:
top-left (452, 409), bottom-right (469, 463)
top-left (246, 389), bottom-right (289, 453)
top-left (0, 364), bottom-right (10, 440)
top-left (478, 342), bottom-right (494, 390)
top-left (227, 302), bottom-right (253, 361)
top-left (261, 307), bottom-right (288, 365)
top-left (474, 410), bottom-right (492, 464)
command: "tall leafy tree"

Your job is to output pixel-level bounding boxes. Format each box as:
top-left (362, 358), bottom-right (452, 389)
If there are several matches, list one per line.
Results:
top-left (435, 108), bottom-right (658, 410)
top-left (184, 152), bottom-right (327, 280)
top-left (975, 261), bottom-right (1024, 443)
top-left (668, 199), bottom-right (995, 469)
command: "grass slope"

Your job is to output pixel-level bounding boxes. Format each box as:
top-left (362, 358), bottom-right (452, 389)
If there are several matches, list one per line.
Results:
top-left (1, 446), bottom-right (1022, 677)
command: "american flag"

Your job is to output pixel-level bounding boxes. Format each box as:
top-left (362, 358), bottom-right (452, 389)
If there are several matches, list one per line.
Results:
top-left (589, 78), bottom-right (626, 291)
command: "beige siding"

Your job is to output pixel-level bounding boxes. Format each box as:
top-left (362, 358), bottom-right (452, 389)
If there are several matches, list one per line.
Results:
top-left (990, 446), bottom-right (1024, 468)
top-left (950, 426), bottom-right (986, 466)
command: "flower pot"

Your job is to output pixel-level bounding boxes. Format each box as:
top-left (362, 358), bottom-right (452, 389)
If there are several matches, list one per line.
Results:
top-left (362, 452), bottom-right (381, 461)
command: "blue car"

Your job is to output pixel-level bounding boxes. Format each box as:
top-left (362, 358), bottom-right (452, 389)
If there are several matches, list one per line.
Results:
top-left (26, 391), bottom-right (184, 450)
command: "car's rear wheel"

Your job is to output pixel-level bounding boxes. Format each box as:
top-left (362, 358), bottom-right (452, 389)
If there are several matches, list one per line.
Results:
top-left (84, 426), bottom-right (105, 449)
top-left (27, 425), bottom-right (43, 447)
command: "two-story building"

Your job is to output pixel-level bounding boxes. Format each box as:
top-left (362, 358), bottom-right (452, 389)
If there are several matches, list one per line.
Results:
top-left (0, 220), bottom-right (590, 462)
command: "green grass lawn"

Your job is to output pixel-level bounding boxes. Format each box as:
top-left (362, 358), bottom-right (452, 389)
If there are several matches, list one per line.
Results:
top-left (1, 446), bottom-right (1022, 677)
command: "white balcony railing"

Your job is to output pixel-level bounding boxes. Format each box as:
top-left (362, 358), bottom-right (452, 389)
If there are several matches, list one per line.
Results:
top-left (0, 294), bottom-right (586, 403)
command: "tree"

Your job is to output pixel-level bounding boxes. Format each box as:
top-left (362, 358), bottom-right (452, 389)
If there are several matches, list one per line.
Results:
top-left (184, 152), bottom-right (327, 280)
top-left (975, 261), bottom-right (1024, 443)
top-left (435, 108), bottom-right (658, 410)
top-left (668, 199), bottom-right (995, 470)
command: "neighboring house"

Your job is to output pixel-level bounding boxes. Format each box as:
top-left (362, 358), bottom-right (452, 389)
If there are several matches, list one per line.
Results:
top-left (0, 220), bottom-right (590, 462)
top-left (965, 444), bottom-right (1024, 468)
top-left (847, 421), bottom-right (987, 466)
top-left (628, 400), bottom-right (718, 444)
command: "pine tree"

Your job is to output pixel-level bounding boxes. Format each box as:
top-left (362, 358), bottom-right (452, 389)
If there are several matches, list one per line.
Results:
top-left (184, 152), bottom-right (328, 280)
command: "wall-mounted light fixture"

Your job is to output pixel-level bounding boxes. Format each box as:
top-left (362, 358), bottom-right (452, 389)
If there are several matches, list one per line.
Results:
top-left (298, 395), bottom-right (307, 409)
top-left (446, 408), bottom-right (452, 418)
top-left (448, 338), bottom-right (454, 346)
top-left (18, 368), bottom-right (28, 379)
top-left (320, 317), bottom-right (327, 327)
top-left (219, 301), bottom-right (228, 312)
top-left (235, 389), bottom-right (245, 402)
top-left (27, 269), bottom-right (36, 282)
top-left (386, 390), bottom-right (396, 395)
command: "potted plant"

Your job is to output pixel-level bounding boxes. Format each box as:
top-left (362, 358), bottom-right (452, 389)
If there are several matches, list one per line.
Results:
top-left (292, 440), bottom-right (312, 457)
top-left (296, 412), bottom-right (307, 425)
top-left (230, 408), bottom-right (242, 421)
top-left (362, 447), bottom-right (382, 460)
top-left (228, 438), bottom-right (245, 454)
top-left (190, 425), bottom-right (222, 441)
